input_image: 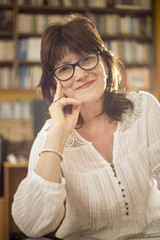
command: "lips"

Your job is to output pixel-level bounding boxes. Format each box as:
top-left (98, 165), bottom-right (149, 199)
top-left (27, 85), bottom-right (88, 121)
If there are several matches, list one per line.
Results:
top-left (76, 80), bottom-right (95, 90)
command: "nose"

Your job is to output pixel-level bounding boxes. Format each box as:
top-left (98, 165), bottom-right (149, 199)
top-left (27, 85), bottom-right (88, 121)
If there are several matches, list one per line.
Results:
top-left (74, 65), bottom-right (88, 81)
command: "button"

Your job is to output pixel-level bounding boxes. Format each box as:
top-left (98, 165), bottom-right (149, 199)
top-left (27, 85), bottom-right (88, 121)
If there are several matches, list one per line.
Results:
top-left (110, 163), bottom-right (114, 168)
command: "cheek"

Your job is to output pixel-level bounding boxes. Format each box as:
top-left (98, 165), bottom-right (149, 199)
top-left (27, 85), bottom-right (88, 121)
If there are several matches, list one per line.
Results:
top-left (61, 81), bottom-right (74, 97)
top-left (61, 81), bottom-right (73, 88)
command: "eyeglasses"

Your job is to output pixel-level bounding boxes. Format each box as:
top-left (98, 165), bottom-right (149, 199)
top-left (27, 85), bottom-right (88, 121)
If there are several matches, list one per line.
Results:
top-left (52, 51), bottom-right (100, 81)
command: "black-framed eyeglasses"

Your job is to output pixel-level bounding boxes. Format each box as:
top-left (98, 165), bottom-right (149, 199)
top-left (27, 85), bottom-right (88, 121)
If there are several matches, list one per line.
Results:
top-left (52, 51), bottom-right (100, 81)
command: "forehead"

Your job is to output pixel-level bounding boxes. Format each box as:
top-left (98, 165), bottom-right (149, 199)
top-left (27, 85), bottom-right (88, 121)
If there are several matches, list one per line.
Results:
top-left (55, 50), bottom-right (85, 67)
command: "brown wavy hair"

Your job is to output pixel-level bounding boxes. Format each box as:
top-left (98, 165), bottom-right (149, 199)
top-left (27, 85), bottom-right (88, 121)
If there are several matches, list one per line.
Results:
top-left (39, 14), bottom-right (133, 124)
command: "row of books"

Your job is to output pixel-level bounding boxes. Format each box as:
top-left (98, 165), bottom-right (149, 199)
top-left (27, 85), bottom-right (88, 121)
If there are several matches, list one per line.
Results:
top-left (88, 0), bottom-right (151, 9)
top-left (6, 0), bottom-right (151, 9)
top-left (104, 40), bottom-right (153, 64)
top-left (0, 101), bottom-right (32, 120)
top-left (0, 37), bottom-right (154, 65)
top-left (17, 13), bottom-right (152, 37)
top-left (122, 67), bottom-right (150, 90)
top-left (18, 37), bottom-right (153, 64)
top-left (0, 66), bottom-right (41, 90)
top-left (115, 0), bottom-right (151, 10)
top-left (18, 14), bottom-right (65, 34)
top-left (17, 0), bottom-right (85, 7)
top-left (0, 67), bottom-right (14, 89)
top-left (0, 40), bottom-right (14, 61)
top-left (0, 10), bottom-right (13, 32)
top-left (90, 14), bottom-right (152, 36)
top-left (18, 38), bottom-right (41, 61)
top-left (18, 66), bottom-right (41, 89)
top-left (0, 65), bottom-right (151, 91)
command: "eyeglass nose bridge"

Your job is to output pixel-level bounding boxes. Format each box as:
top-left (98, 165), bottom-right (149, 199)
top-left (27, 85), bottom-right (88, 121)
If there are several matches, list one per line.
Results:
top-left (71, 58), bottom-right (86, 75)
top-left (69, 59), bottom-right (87, 80)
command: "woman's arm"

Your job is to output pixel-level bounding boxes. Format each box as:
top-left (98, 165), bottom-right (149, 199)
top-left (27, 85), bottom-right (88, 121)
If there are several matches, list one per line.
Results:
top-left (11, 121), bottom-right (66, 237)
top-left (12, 82), bottom-right (81, 237)
top-left (146, 93), bottom-right (160, 190)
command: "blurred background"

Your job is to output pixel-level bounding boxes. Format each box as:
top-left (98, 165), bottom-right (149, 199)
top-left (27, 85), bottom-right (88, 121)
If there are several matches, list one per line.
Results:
top-left (0, 0), bottom-right (160, 239)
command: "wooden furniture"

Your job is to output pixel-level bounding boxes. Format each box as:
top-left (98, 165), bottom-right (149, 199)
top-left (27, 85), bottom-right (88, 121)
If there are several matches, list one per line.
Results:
top-left (3, 161), bottom-right (28, 240)
top-left (0, 197), bottom-right (5, 240)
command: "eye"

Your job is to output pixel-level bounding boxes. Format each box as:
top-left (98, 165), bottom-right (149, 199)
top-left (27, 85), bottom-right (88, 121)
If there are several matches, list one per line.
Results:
top-left (83, 56), bottom-right (93, 62)
top-left (81, 54), bottom-right (96, 65)
top-left (57, 65), bottom-right (72, 74)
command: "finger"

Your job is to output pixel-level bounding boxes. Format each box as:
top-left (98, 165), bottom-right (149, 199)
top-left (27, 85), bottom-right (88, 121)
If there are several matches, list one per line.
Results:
top-left (54, 81), bottom-right (62, 101)
top-left (57, 98), bottom-right (81, 108)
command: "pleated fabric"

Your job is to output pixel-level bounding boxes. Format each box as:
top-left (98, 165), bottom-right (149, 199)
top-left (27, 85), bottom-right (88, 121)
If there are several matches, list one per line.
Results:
top-left (12, 91), bottom-right (160, 240)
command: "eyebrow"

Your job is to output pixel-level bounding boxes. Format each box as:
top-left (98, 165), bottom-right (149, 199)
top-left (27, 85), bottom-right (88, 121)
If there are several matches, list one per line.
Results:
top-left (56, 61), bottom-right (71, 68)
top-left (56, 52), bottom-right (86, 68)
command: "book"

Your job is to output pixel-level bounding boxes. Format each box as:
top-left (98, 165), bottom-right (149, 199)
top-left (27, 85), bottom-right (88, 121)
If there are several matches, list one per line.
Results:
top-left (18, 66), bottom-right (41, 89)
top-left (123, 67), bottom-right (150, 90)
top-left (27, 37), bottom-right (41, 61)
top-left (115, 0), bottom-right (151, 10)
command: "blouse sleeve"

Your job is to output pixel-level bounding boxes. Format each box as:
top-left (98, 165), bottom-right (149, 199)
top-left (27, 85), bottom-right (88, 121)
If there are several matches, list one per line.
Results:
top-left (146, 93), bottom-right (160, 190)
top-left (11, 120), bottom-right (66, 238)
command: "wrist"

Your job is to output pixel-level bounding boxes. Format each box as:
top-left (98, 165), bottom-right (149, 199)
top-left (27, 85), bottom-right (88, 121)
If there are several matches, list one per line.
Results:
top-left (45, 126), bottom-right (68, 152)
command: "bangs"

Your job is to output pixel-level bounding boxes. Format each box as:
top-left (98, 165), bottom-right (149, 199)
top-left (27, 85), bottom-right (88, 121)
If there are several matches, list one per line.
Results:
top-left (51, 39), bottom-right (98, 68)
top-left (49, 26), bottom-right (101, 69)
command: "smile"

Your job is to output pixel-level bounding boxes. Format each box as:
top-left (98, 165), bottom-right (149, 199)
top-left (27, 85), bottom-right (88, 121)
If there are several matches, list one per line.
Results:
top-left (76, 80), bottom-right (95, 90)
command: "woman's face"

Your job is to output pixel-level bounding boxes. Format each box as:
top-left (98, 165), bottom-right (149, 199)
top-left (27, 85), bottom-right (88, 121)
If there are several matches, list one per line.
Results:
top-left (54, 51), bottom-right (108, 104)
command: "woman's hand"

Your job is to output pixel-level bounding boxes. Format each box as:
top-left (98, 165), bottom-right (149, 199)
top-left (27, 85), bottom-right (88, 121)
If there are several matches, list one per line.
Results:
top-left (49, 81), bottom-right (81, 136)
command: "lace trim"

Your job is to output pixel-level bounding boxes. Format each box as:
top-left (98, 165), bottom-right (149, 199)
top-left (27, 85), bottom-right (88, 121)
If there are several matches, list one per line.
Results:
top-left (119, 92), bottom-right (143, 132)
top-left (65, 130), bottom-right (86, 148)
top-left (154, 167), bottom-right (160, 190)
top-left (66, 92), bottom-right (144, 148)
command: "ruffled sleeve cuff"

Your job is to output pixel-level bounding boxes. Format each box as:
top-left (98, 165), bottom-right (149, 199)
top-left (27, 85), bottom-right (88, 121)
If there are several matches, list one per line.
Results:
top-left (28, 169), bottom-right (66, 194)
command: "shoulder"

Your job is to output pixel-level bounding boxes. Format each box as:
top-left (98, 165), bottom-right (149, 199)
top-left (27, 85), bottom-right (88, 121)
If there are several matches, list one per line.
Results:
top-left (119, 91), bottom-right (159, 130)
top-left (126, 90), bottom-right (159, 113)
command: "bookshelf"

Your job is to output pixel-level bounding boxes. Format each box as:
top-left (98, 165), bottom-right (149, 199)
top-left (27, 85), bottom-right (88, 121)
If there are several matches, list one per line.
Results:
top-left (0, 0), bottom-right (158, 98)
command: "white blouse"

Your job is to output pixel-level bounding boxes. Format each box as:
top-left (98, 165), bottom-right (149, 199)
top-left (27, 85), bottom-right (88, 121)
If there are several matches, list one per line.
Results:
top-left (12, 91), bottom-right (160, 240)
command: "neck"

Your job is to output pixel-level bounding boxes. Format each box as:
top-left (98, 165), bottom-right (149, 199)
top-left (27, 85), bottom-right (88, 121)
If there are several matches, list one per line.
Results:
top-left (79, 99), bottom-right (109, 128)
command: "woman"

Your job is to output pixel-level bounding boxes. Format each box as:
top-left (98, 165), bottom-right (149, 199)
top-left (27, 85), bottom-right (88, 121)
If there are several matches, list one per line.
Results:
top-left (12, 14), bottom-right (160, 240)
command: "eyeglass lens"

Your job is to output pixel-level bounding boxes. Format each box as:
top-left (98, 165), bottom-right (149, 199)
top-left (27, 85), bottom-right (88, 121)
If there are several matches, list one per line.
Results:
top-left (54, 52), bottom-right (99, 81)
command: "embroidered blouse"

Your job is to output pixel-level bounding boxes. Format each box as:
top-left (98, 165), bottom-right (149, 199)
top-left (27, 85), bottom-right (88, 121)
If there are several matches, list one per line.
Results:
top-left (12, 91), bottom-right (160, 240)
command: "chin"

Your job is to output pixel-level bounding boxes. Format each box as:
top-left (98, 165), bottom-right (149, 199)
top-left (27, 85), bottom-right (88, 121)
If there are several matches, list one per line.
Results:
top-left (79, 95), bottom-right (102, 104)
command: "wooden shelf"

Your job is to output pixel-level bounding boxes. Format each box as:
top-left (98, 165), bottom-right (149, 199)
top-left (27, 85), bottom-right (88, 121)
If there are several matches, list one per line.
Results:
top-left (18, 5), bottom-right (87, 14)
top-left (3, 161), bottom-right (28, 168)
top-left (0, 61), bottom-right (13, 66)
top-left (0, 89), bottom-right (41, 102)
top-left (0, 4), bottom-right (14, 9)
top-left (0, 32), bottom-right (13, 38)
top-left (101, 33), bottom-right (153, 42)
top-left (3, 161), bottom-right (28, 240)
top-left (18, 60), bottom-right (41, 65)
